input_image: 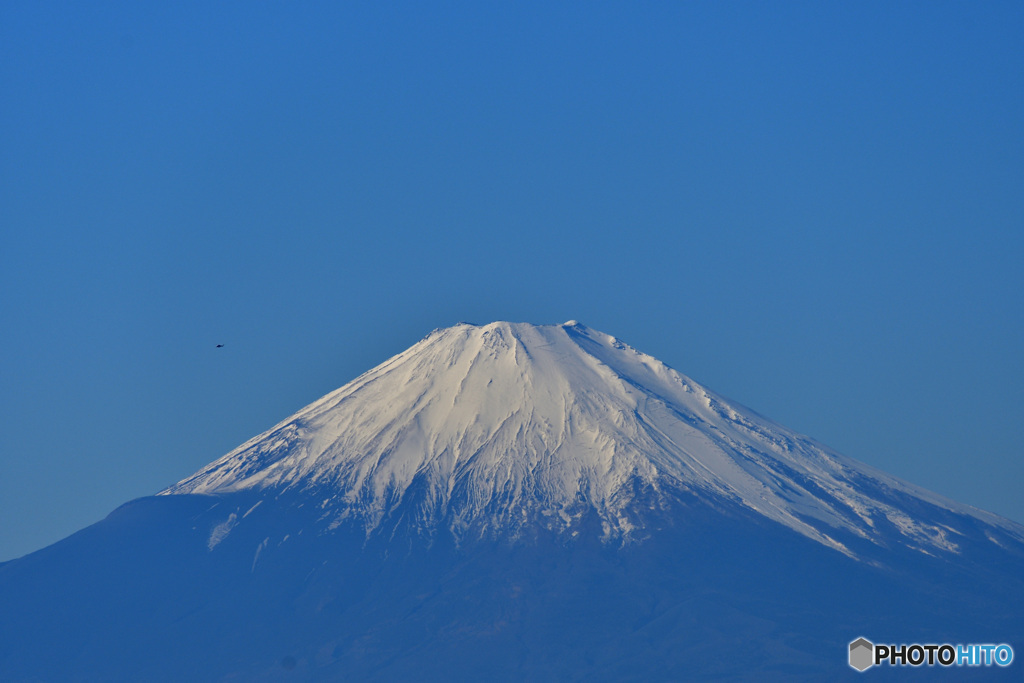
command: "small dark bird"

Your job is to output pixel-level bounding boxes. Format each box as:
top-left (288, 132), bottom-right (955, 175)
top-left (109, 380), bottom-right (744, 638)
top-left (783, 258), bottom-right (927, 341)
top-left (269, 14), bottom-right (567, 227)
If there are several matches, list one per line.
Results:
top-left (216, 344), bottom-right (224, 348)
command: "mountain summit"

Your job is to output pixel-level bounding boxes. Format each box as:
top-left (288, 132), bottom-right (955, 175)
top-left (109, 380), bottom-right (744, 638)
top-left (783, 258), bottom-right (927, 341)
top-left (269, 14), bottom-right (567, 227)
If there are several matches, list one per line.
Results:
top-left (166, 321), bottom-right (1019, 558)
top-left (2, 321), bottom-right (1022, 682)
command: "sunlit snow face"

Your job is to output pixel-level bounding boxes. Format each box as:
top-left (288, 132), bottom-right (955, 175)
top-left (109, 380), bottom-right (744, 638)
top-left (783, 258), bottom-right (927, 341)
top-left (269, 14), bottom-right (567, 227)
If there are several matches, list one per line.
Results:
top-left (164, 322), bottom-right (1024, 555)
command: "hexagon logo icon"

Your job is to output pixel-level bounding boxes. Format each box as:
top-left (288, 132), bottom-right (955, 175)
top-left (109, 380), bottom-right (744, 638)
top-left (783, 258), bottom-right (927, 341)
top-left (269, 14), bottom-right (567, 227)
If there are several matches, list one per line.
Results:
top-left (849, 637), bottom-right (874, 672)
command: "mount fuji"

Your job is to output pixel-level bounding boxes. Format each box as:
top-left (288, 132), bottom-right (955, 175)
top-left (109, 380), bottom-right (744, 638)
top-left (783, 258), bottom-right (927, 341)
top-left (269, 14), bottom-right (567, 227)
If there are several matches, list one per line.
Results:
top-left (2, 321), bottom-right (1022, 681)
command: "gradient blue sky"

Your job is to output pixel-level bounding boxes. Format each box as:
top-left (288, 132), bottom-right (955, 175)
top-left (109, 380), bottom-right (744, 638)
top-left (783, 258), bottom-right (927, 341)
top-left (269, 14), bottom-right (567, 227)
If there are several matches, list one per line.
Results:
top-left (2, 2), bottom-right (1022, 561)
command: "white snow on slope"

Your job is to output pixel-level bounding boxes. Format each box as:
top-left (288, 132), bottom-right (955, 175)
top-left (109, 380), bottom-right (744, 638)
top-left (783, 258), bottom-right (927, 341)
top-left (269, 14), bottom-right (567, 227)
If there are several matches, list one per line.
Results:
top-left (164, 321), bottom-right (1023, 555)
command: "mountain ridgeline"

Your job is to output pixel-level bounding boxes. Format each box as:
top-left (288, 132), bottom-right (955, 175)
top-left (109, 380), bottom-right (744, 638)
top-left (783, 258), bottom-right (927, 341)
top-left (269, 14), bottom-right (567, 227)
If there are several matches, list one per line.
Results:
top-left (1, 321), bottom-right (1022, 681)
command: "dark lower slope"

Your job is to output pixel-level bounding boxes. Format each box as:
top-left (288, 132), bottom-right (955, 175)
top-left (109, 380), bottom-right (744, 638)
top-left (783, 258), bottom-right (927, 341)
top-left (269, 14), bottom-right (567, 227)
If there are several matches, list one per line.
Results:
top-left (1, 490), bottom-right (1022, 682)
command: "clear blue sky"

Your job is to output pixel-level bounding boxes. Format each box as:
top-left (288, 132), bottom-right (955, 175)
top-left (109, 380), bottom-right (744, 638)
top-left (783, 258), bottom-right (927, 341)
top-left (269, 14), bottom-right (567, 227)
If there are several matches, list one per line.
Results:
top-left (2, 1), bottom-right (1022, 561)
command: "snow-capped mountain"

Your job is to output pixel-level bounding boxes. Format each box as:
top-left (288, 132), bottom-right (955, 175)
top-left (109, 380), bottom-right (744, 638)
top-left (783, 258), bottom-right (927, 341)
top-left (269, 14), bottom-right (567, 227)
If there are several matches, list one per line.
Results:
top-left (165, 321), bottom-right (1020, 558)
top-left (2, 321), bottom-right (1022, 682)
